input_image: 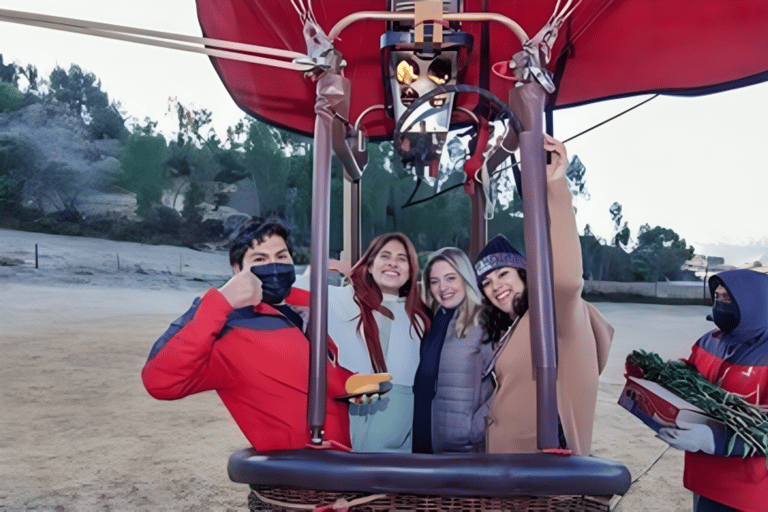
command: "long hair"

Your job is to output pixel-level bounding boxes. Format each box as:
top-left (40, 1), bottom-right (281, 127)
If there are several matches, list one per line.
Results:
top-left (349, 232), bottom-right (431, 373)
top-left (423, 247), bottom-right (484, 339)
top-left (480, 268), bottom-right (528, 343)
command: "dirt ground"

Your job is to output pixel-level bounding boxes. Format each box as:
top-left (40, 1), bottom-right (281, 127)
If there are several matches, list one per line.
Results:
top-left (1, 229), bottom-right (701, 511)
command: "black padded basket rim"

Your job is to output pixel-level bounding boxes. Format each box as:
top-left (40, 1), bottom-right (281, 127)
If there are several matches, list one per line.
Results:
top-left (228, 449), bottom-right (631, 498)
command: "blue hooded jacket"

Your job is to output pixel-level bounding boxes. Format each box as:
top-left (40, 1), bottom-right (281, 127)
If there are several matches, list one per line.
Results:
top-left (699, 269), bottom-right (768, 364)
top-left (683, 269), bottom-right (768, 511)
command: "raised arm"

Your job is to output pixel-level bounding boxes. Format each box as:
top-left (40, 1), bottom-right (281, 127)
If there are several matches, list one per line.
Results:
top-left (544, 135), bottom-right (584, 298)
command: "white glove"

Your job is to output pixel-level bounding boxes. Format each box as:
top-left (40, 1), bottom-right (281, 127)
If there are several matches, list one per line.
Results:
top-left (657, 420), bottom-right (715, 454)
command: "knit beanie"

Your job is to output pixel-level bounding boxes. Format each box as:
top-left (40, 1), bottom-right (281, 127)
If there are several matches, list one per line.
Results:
top-left (474, 235), bottom-right (526, 288)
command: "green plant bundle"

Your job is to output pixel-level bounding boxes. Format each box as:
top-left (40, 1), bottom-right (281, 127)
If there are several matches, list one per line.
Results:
top-left (627, 350), bottom-right (768, 459)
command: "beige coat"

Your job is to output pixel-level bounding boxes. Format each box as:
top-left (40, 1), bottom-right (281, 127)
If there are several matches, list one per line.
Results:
top-left (486, 176), bottom-right (613, 456)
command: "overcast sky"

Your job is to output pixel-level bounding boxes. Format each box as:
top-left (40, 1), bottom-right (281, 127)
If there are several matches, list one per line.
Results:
top-left (1, 0), bottom-right (766, 265)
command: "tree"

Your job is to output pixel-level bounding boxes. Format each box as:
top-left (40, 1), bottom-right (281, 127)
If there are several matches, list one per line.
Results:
top-left (182, 182), bottom-right (206, 221)
top-left (284, 143), bottom-right (314, 243)
top-left (0, 136), bottom-right (26, 209)
top-left (566, 155), bottom-right (590, 199)
top-left (119, 133), bottom-right (169, 216)
top-left (630, 224), bottom-right (695, 281)
top-left (0, 82), bottom-right (25, 113)
top-left (169, 98), bottom-right (219, 149)
top-left (243, 119), bottom-right (292, 217)
top-left (0, 56), bottom-right (24, 113)
top-left (580, 231), bottom-right (632, 281)
top-left (17, 64), bottom-right (39, 92)
top-left (35, 162), bottom-right (86, 218)
top-left (89, 104), bottom-right (129, 140)
top-left (0, 135), bottom-right (39, 211)
top-left (0, 54), bottom-right (17, 85)
top-left (48, 64), bottom-right (109, 120)
top-left (131, 117), bottom-right (159, 137)
top-left (48, 64), bottom-right (128, 140)
top-left (497, 151), bottom-right (589, 222)
top-left (0, 173), bottom-right (14, 209)
top-left (12, 156), bottom-right (90, 218)
top-left (167, 99), bottom-right (253, 214)
top-left (359, 141), bottom-right (400, 243)
top-left (481, 153), bottom-right (590, 260)
top-left (609, 202), bottom-right (630, 248)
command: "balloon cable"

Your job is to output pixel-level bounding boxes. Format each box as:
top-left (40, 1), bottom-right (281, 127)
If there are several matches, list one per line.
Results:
top-left (562, 94), bottom-right (659, 143)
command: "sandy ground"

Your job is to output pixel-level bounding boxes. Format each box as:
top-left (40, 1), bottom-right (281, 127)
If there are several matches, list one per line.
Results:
top-left (0, 228), bottom-right (709, 511)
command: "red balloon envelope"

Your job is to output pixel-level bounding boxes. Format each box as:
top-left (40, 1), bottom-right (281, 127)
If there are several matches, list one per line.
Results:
top-left (196, 0), bottom-right (768, 138)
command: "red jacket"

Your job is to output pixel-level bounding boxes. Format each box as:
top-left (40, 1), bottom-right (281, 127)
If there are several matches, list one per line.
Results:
top-left (683, 270), bottom-right (768, 512)
top-left (142, 287), bottom-right (352, 451)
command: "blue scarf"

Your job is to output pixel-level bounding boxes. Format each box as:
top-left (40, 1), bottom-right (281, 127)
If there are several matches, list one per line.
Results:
top-left (411, 307), bottom-right (455, 454)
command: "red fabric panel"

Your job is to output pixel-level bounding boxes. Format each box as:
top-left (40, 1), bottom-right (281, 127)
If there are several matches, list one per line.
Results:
top-left (196, 0), bottom-right (768, 137)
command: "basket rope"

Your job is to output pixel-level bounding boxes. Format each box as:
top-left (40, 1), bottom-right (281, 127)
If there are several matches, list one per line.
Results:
top-left (252, 489), bottom-right (387, 511)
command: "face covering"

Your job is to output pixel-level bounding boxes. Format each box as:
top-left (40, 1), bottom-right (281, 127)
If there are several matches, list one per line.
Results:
top-left (712, 301), bottom-right (740, 334)
top-left (250, 263), bottom-right (296, 304)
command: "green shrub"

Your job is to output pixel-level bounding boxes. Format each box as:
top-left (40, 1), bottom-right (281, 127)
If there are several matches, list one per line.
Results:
top-left (89, 105), bottom-right (129, 141)
top-left (0, 82), bottom-right (24, 113)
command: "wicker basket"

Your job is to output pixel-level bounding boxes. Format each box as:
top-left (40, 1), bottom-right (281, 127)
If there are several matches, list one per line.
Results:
top-left (248, 485), bottom-right (612, 511)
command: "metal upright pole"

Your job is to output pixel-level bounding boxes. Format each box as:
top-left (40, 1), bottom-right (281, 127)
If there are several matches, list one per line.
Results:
top-left (307, 72), bottom-right (336, 444)
top-left (511, 82), bottom-right (559, 450)
top-left (351, 180), bottom-right (362, 264)
top-left (342, 178), bottom-right (362, 266)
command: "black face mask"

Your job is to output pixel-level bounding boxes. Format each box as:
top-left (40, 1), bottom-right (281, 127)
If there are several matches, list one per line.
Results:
top-left (250, 263), bottom-right (296, 304)
top-left (712, 301), bottom-right (740, 334)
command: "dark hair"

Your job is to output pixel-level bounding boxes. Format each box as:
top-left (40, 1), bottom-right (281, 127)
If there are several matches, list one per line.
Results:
top-left (481, 268), bottom-right (528, 343)
top-left (349, 232), bottom-right (431, 374)
top-left (229, 216), bottom-right (292, 269)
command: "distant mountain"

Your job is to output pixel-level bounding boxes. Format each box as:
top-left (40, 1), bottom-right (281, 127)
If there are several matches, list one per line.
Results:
top-left (694, 241), bottom-right (768, 268)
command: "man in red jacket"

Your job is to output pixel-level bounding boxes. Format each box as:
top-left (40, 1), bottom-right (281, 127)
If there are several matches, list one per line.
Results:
top-left (142, 217), bottom-right (353, 451)
top-left (658, 269), bottom-right (768, 512)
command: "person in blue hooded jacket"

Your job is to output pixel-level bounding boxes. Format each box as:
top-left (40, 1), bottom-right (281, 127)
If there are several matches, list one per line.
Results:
top-left (657, 269), bottom-right (768, 512)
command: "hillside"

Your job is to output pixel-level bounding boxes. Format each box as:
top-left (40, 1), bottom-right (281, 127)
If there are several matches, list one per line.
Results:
top-left (0, 100), bottom-right (129, 212)
top-left (0, 92), bottom-right (253, 250)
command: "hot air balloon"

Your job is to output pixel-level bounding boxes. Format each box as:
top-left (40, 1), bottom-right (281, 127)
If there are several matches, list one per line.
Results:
top-left (190, 2), bottom-right (767, 509)
top-left (3, 1), bottom-right (766, 509)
